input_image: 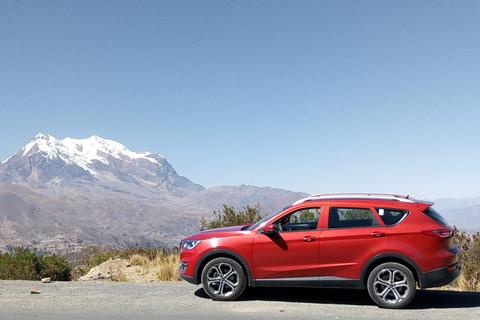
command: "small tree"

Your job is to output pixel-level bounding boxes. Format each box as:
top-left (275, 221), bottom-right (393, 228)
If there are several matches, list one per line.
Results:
top-left (299, 208), bottom-right (321, 223)
top-left (341, 208), bottom-right (372, 220)
top-left (200, 204), bottom-right (263, 231)
top-left (299, 210), bottom-right (315, 223)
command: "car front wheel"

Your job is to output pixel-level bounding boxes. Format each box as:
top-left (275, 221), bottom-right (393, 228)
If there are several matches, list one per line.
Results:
top-left (201, 257), bottom-right (247, 301)
top-left (367, 262), bottom-right (416, 309)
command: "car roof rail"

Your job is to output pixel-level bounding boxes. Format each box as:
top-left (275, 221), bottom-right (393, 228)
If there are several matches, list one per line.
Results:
top-left (292, 193), bottom-right (416, 205)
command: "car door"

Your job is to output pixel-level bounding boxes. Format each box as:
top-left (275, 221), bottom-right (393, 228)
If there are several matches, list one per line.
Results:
top-left (319, 206), bottom-right (387, 285)
top-left (252, 207), bottom-right (323, 286)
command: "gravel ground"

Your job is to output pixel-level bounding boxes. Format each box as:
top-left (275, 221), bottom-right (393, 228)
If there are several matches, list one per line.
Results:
top-left (1, 280), bottom-right (479, 320)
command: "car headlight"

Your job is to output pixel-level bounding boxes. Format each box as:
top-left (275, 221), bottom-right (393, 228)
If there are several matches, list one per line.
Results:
top-left (181, 240), bottom-right (202, 250)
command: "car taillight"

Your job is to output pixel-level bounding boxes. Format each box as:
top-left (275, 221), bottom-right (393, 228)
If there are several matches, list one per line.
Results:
top-left (448, 265), bottom-right (459, 272)
top-left (422, 229), bottom-right (454, 240)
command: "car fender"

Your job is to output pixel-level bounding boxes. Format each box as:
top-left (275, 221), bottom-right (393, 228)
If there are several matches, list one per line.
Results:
top-left (194, 249), bottom-right (254, 286)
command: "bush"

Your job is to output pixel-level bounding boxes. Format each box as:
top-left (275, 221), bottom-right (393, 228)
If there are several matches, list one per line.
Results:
top-left (200, 204), bottom-right (263, 231)
top-left (0, 247), bottom-right (39, 280)
top-left (454, 229), bottom-right (480, 291)
top-left (0, 247), bottom-right (71, 281)
top-left (40, 254), bottom-right (72, 281)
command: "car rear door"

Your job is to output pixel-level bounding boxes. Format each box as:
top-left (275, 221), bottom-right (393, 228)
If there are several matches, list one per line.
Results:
top-left (319, 206), bottom-right (387, 285)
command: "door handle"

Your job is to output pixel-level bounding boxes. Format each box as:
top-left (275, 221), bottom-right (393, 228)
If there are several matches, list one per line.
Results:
top-left (303, 236), bottom-right (316, 242)
top-left (370, 231), bottom-right (385, 237)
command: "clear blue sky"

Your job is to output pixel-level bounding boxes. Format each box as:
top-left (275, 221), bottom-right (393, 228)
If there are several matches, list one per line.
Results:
top-left (1, 1), bottom-right (479, 199)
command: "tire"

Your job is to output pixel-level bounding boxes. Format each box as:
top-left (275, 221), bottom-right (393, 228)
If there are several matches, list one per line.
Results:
top-left (367, 262), bottom-right (416, 309)
top-left (201, 257), bottom-right (247, 301)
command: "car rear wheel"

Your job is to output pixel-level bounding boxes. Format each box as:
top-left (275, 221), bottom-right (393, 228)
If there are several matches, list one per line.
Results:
top-left (201, 257), bottom-right (247, 301)
top-left (367, 262), bottom-right (416, 309)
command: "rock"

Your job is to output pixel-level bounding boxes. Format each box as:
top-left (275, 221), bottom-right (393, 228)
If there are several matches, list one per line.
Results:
top-left (41, 277), bottom-right (51, 283)
top-left (77, 258), bottom-right (171, 282)
top-left (79, 259), bottom-right (130, 281)
top-left (31, 287), bottom-right (40, 294)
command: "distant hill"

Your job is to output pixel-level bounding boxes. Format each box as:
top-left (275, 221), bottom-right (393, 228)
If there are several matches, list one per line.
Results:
top-left (183, 185), bottom-right (308, 213)
top-left (433, 198), bottom-right (480, 232)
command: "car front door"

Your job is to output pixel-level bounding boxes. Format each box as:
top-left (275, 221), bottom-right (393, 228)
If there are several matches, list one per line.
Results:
top-left (252, 207), bottom-right (323, 286)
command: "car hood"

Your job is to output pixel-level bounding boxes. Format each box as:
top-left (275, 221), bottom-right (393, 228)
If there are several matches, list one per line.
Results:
top-left (182, 224), bottom-right (252, 240)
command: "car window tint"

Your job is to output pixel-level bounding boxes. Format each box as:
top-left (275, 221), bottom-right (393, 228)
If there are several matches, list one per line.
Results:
top-left (328, 207), bottom-right (378, 228)
top-left (275, 207), bottom-right (322, 232)
top-left (423, 207), bottom-right (448, 226)
top-left (375, 208), bottom-right (409, 226)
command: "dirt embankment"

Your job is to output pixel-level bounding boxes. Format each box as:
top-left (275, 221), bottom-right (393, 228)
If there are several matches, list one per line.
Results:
top-left (78, 258), bottom-right (180, 282)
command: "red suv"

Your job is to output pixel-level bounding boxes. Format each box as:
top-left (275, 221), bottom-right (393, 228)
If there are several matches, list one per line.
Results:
top-left (179, 193), bottom-right (460, 308)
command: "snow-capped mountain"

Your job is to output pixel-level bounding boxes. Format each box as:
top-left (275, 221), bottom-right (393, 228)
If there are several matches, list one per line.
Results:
top-left (0, 134), bottom-right (204, 198)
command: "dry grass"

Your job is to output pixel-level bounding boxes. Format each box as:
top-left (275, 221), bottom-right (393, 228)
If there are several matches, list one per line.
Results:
top-left (74, 246), bottom-right (182, 282)
top-left (113, 271), bottom-right (129, 282)
top-left (130, 254), bottom-right (150, 268)
top-left (127, 249), bottom-right (181, 282)
top-left (155, 251), bottom-right (181, 282)
top-left (453, 274), bottom-right (478, 292)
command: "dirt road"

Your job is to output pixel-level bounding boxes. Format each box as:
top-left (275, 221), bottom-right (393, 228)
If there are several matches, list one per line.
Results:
top-left (1, 281), bottom-right (479, 319)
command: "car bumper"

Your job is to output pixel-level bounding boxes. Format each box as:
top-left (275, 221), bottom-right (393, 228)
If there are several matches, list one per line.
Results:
top-left (180, 273), bottom-right (199, 285)
top-left (421, 262), bottom-right (461, 288)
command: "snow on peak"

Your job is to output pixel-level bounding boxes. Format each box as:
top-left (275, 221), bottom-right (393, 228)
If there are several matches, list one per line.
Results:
top-left (62, 135), bottom-right (163, 163)
top-left (23, 133), bottom-right (63, 158)
top-left (34, 133), bottom-right (48, 139)
top-left (20, 134), bottom-right (164, 175)
top-left (1, 155), bottom-right (12, 164)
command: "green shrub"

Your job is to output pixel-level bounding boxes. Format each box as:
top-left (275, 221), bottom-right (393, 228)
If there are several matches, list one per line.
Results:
top-left (200, 204), bottom-right (263, 231)
top-left (0, 247), bottom-right (71, 281)
top-left (40, 254), bottom-right (72, 281)
top-left (0, 247), bottom-right (39, 280)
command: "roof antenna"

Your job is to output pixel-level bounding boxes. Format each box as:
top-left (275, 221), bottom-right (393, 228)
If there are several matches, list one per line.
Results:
top-left (406, 195), bottom-right (409, 199)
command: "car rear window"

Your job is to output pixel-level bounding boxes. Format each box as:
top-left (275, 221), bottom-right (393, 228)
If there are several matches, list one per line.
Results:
top-left (328, 207), bottom-right (379, 228)
top-left (375, 208), bottom-right (409, 226)
top-left (423, 206), bottom-right (448, 225)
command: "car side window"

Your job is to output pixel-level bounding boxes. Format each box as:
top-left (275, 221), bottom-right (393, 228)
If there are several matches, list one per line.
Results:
top-left (328, 207), bottom-right (379, 229)
top-left (274, 207), bottom-right (322, 232)
top-left (375, 208), bottom-right (409, 226)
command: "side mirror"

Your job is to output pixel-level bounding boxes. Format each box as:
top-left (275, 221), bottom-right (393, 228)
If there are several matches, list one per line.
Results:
top-left (261, 223), bottom-right (277, 234)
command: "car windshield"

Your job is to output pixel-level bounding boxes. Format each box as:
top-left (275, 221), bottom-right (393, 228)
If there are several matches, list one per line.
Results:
top-left (248, 204), bottom-right (291, 230)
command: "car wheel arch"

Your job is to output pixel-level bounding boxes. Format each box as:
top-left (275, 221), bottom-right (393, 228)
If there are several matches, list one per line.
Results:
top-left (361, 253), bottom-right (423, 288)
top-left (194, 249), bottom-right (254, 286)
